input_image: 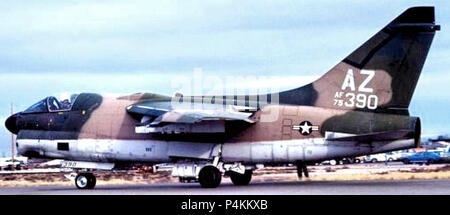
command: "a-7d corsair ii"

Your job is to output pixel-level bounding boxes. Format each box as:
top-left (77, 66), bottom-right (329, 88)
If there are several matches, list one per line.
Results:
top-left (5, 7), bottom-right (440, 189)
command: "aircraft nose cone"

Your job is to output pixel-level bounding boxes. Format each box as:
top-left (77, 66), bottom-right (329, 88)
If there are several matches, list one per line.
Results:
top-left (5, 113), bottom-right (19, 134)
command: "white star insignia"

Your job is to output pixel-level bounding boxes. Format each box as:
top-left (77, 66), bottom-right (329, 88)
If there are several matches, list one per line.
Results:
top-left (300, 122), bottom-right (312, 134)
top-left (293, 121), bottom-right (319, 136)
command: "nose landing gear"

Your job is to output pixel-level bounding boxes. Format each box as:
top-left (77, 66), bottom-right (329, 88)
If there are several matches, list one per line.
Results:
top-left (75, 173), bottom-right (96, 189)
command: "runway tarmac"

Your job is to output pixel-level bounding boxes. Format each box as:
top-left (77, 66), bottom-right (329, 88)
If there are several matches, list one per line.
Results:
top-left (1, 179), bottom-right (449, 195)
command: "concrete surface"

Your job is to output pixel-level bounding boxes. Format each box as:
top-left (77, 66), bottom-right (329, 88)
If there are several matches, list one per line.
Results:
top-left (1, 179), bottom-right (449, 195)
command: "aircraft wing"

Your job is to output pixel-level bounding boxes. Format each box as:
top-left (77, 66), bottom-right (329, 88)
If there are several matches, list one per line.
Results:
top-left (126, 101), bottom-right (256, 134)
top-left (126, 102), bottom-right (171, 117)
top-left (325, 130), bottom-right (414, 142)
top-left (149, 109), bottom-right (255, 125)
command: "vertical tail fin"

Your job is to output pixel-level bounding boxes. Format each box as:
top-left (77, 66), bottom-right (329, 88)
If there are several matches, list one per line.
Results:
top-left (279, 7), bottom-right (440, 114)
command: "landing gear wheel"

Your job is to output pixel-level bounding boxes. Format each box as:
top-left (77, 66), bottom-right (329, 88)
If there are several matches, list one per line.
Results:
top-left (198, 166), bottom-right (222, 188)
top-left (75, 173), bottom-right (96, 189)
top-left (230, 170), bottom-right (253, 186)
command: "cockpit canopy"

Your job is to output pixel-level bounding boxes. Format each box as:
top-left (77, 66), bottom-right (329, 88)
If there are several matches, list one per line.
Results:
top-left (24, 94), bottom-right (79, 113)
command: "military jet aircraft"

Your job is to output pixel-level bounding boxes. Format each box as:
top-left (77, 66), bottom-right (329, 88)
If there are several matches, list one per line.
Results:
top-left (5, 7), bottom-right (440, 189)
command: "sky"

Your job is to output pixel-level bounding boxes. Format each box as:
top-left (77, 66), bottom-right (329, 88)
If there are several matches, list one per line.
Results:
top-left (0, 0), bottom-right (449, 156)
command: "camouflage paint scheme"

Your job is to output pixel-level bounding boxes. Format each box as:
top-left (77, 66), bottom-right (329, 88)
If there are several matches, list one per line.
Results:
top-left (5, 7), bottom-right (439, 165)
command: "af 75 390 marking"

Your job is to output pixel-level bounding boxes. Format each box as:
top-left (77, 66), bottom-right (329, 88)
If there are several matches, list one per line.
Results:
top-left (335, 69), bottom-right (378, 109)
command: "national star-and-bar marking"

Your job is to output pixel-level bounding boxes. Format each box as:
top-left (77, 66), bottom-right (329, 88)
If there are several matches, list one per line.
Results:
top-left (292, 121), bottom-right (319, 135)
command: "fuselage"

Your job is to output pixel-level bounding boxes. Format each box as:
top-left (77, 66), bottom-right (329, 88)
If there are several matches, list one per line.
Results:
top-left (7, 93), bottom-right (420, 165)
top-left (1, 6), bottom-right (438, 190)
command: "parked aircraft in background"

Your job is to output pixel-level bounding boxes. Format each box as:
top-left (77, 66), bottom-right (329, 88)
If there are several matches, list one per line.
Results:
top-left (4, 7), bottom-right (440, 189)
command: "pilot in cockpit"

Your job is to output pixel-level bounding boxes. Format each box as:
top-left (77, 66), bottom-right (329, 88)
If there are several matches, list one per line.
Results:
top-left (24, 94), bottom-right (79, 113)
top-left (48, 95), bottom-right (78, 111)
top-left (60, 99), bottom-right (71, 109)
top-left (48, 97), bottom-right (61, 111)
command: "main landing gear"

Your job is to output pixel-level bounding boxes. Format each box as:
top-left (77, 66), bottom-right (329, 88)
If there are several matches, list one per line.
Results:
top-left (75, 173), bottom-right (97, 189)
top-left (198, 166), bottom-right (254, 188)
top-left (228, 170), bottom-right (253, 186)
top-left (198, 166), bottom-right (222, 188)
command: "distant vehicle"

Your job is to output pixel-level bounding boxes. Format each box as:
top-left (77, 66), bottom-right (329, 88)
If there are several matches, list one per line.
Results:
top-left (397, 151), bottom-right (415, 159)
top-left (330, 160), bottom-right (339, 165)
top-left (319, 157), bottom-right (362, 166)
top-left (0, 157), bottom-right (28, 170)
top-left (365, 151), bottom-right (403, 163)
top-left (385, 151), bottom-right (404, 162)
top-left (401, 152), bottom-right (441, 165)
top-left (430, 146), bottom-right (450, 163)
top-left (320, 159), bottom-right (344, 166)
top-left (354, 156), bottom-right (365, 163)
top-left (428, 145), bottom-right (450, 154)
top-left (442, 150), bottom-right (450, 163)
top-left (0, 159), bottom-right (23, 170)
top-left (365, 153), bottom-right (387, 163)
top-left (341, 157), bottom-right (364, 164)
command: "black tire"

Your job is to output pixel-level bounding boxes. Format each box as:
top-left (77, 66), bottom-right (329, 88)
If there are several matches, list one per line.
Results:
top-left (198, 166), bottom-right (222, 188)
top-left (371, 159), bottom-right (378, 163)
top-left (86, 173), bottom-right (96, 189)
top-left (402, 159), bottom-right (410, 164)
top-left (75, 173), bottom-right (96, 189)
top-left (426, 159), bottom-right (434, 165)
top-left (229, 170), bottom-right (253, 186)
top-left (388, 158), bottom-right (393, 162)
